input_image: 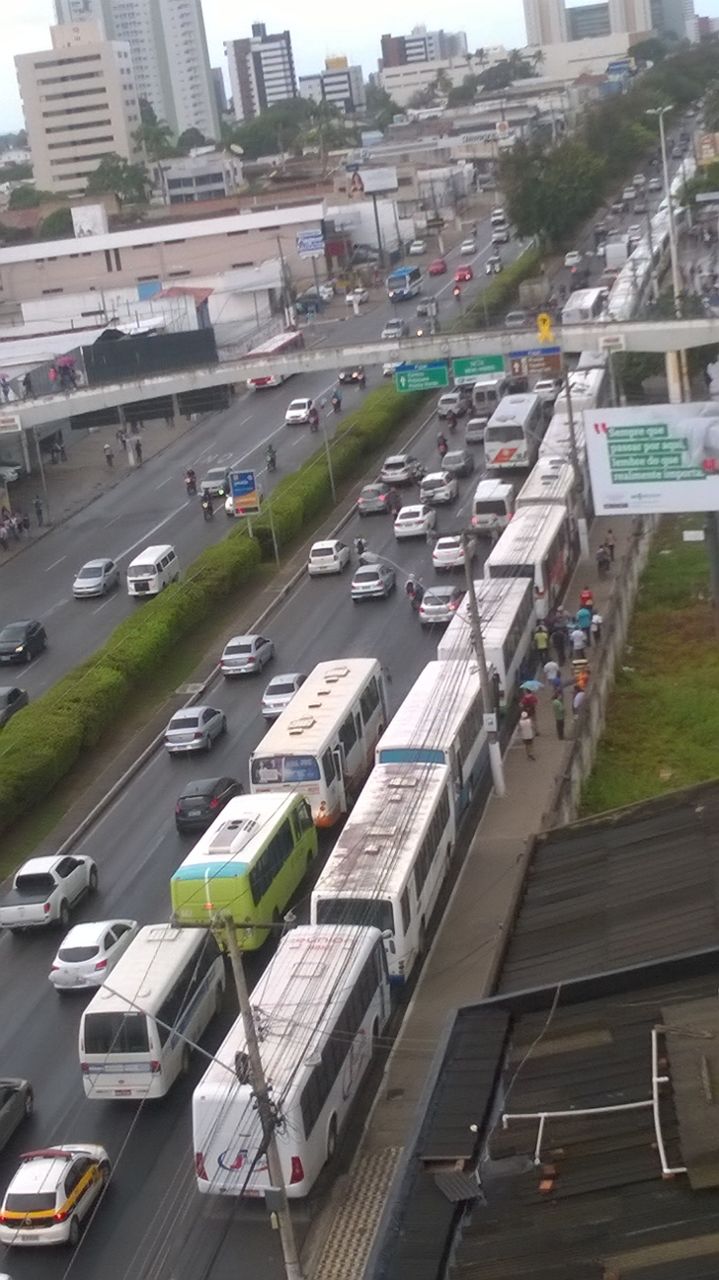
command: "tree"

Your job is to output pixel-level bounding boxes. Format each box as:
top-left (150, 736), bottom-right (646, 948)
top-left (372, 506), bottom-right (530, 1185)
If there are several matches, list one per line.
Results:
top-left (37, 206), bottom-right (74, 239)
top-left (8, 185), bottom-right (55, 209)
top-left (132, 119), bottom-right (175, 160)
top-left (447, 76), bottom-right (479, 108)
top-left (631, 36), bottom-right (669, 63)
top-left (0, 162), bottom-right (32, 182)
top-left (86, 153), bottom-right (149, 204)
top-left (139, 98), bottom-right (158, 127)
top-left (500, 139), bottom-right (605, 245)
top-left (364, 84), bottom-right (399, 130)
top-left (177, 127), bottom-right (207, 153)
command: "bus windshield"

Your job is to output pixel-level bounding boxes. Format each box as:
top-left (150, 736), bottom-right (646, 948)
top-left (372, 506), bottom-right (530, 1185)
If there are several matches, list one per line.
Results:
top-left (250, 754), bottom-right (321, 785)
top-left (315, 897), bottom-right (394, 933)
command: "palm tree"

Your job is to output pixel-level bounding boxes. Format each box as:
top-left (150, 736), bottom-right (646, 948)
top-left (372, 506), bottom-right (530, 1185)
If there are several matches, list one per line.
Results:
top-left (132, 119), bottom-right (175, 161)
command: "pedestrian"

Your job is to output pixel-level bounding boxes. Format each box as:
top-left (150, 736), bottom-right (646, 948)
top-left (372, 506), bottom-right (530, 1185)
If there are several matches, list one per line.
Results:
top-left (59, 439), bottom-right (66, 462)
top-left (551, 691), bottom-right (566, 740)
top-left (33, 495), bottom-right (43, 527)
top-left (534, 622), bottom-right (549, 661)
top-left (0, 375), bottom-right (10, 402)
top-left (578, 585), bottom-right (594, 610)
top-left (50, 443), bottom-right (60, 465)
top-left (596, 542), bottom-right (611, 578)
top-left (134, 438), bottom-right (143, 466)
top-left (605, 528), bottom-right (616, 562)
top-left (570, 624), bottom-right (586, 660)
top-left (115, 427), bottom-right (125, 448)
top-left (591, 610), bottom-right (603, 644)
top-left (573, 686), bottom-right (586, 718)
top-left (22, 372), bottom-right (33, 400)
top-left (21, 511), bottom-right (29, 533)
top-left (518, 710), bottom-right (536, 760)
top-left (104, 443), bottom-right (114, 468)
top-left (0, 523), bottom-right (7, 553)
top-left (48, 364), bottom-right (58, 388)
top-left (576, 603), bottom-right (592, 646)
top-left (543, 657), bottom-right (560, 685)
top-left (551, 624), bottom-right (567, 666)
top-left (520, 689), bottom-right (539, 732)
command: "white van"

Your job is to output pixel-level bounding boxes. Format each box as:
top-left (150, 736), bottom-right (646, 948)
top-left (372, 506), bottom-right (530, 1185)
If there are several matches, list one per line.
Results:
top-left (471, 478), bottom-right (515, 533)
top-left (472, 376), bottom-right (509, 415)
top-left (127, 543), bottom-right (179, 597)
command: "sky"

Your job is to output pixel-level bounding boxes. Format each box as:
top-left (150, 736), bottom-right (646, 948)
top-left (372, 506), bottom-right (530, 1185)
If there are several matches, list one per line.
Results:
top-left (4, 0), bottom-right (719, 133)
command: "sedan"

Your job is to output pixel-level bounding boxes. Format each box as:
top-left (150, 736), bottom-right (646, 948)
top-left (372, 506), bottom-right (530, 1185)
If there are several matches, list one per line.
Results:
top-left (285, 398), bottom-right (314, 425)
top-left (419, 472), bottom-right (459, 505)
top-left (199, 466), bottom-right (229, 497)
top-left (0, 620), bottom-right (46, 665)
top-left (394, 504), bottom-right (436, 539)
top-left (0, 1144), bottom-right (110, 1248)
top-left (220, 633), bottom-right (274, 676)
top-left (0, 1078), bottom-right (33, 1153)
top-left (418, 585), bottom-right (464, 626)
top-left (0, 684), bottom-right (28, 727)
top-left (432, 534), bottom-right (476, 571)
top-left (49, 919), bottom-right (139, 992)
top-left (338, 365), bottom-right (366, 385)
top-left (428, 258), bottom-right (447, 275)
top-left (175, 776), bottom-right (244, 831)
top-left (408, 239), bottom-right (427, 255)
top-left (564, 250), bottom-right (582, 269)
top-left (357, 482), bottom-right (393, 516)
top-left (351, 562), bottom-right (395, 601)
top-left (380, 454), bottom-right (424, 485)
top-left (308, 539), bottom-right (350, 576)
top-left (465, 416), bottom-right (489, 445)
top-left (442, 448), bottom-right (475, 477)
top-left (261, 672), bottom-right (306, 720)
top-left (504, 309), bottom-right (528, 328)
top-left (455, 265), bottom-right (473, 282)
top-left (164, 705), bottom-right (226, 754)
top-left (345, 288), bottom-right (369, 305)
top-left (72, 558), bottom-right (120, 598)
top-left (460, 238), bottom-right (476, 255)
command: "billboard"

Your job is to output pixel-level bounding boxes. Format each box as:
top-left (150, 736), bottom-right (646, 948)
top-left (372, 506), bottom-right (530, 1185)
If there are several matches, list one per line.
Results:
top-left (347, 167), bottom-right (398, 196)
top-left (585, 403), bottom-right (719, 514)
top-left (296, 228), bottom-right (325, 258)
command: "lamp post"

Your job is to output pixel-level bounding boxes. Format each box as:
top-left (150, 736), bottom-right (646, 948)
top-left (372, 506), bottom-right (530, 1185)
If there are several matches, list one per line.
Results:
top-left (646, 105), bottom-right (689, 400)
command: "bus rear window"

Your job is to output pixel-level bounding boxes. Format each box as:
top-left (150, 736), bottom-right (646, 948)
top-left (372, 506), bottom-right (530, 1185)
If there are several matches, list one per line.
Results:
top-left (315, 896), bottom-right (394, 934)
top-left (83, 1011), bottom-right (149, 1055)
top-left (489, 562), bottom-right (533, 579)
top-left (251, 755), bottom-right (321, 785)
top-left (476, 501), bottom-right (509, 517)
top-left (487, 425), bottom-right (521, 443)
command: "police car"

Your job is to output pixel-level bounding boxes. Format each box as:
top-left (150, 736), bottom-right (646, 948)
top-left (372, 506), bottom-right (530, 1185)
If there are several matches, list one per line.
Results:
top-left (0, 1145), bottom-right (110, 1247)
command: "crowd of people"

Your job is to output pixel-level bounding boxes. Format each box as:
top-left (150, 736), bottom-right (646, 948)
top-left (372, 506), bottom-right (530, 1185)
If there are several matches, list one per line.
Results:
top-left (0, 498), bottom-right (44, 552)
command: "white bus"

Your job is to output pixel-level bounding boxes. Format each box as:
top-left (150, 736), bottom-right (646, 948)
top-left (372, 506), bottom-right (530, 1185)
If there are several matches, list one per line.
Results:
top-left (516, 457), bottom-right (581, 523)
top-left (484, 393), bottom-right (544, 471)
top-left (375, 661), bottom-right (489, 818)
top-left (437, 578), bottom-right (535, 706)
top-left (245, 330), bottom-right (304, 389)
top-left (79, 925), bottom-right (225, 1100)
top-left (553, 364), bottom-right (608, 415)
top-left (311, 762), bottom-right (456, 984)
top-left (250, 659), bottom-right (388, 828)
top-left (192, 924), bottom-right (390, 1199)
top-left (561, 287), bottom-right (607, 326)
top-left (484, 503), bottom-right (576, 619)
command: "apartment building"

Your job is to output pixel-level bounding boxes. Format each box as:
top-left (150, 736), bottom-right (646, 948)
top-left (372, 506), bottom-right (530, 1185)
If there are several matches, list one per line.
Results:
top-left (15, 22), bottom-right (142, 198)
top-left (225, 25), bottom-right (296, 122)
top-left (380, 27), bottom-right (468, 67)
top-left (299, 58), bottom-right (366, 114)
top-left (523, 0), bottom-right (568, 45)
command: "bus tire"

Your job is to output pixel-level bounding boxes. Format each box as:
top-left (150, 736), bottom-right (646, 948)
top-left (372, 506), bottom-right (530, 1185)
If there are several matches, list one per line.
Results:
top-left (326, 1115), bottom-right (338, 1163)
top-left (370, 1017), bottom-right (380, 1057)
top-left (181, 1045), bottom-right (191, 1076)
top-left (214, 983), bottom-right (224, 1015)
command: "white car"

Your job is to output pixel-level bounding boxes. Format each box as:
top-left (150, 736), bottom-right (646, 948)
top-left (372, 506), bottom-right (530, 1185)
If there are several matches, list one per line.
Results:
top-left (383, 361), bottom-right (401, 377)
top-left (394, 504), bottom-right (436, 539)
top-left (432, 534), bottom-right (476, 571)
top-left (648, 176), bottom-right (662, 192)
top-left (261, 672), bottom-right (306, 720)
top-left (345, 288), bottom-right (369, 305)
top-left (622, 186), bottom-right (637, 202)
top-left (49, 919), bottom-right (139, 992)
top-left (460, 238), bottom-right (476, 255)
top-left (564, 250), bottom-right (582, 269)
top-left (533, 377), bottom-right (563, 404)
top-left (307, 539), bottom-right (350, 576)
top-left (419, 471), bottom-right (458, 505)
top-left (285, 398), bottom-right (314, 425)
top-left (0, 464), bottom-right (22, 484)
top-left (72, 558), bottom-right (120, 598)
top-left (408, 239), bottom-right (427, 255)
top-left (0, 1145), bottom-right (110, 1247)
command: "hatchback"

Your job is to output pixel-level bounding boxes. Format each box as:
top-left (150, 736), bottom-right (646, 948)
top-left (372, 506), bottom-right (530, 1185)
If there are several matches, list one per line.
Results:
top-left (420, 472), bottom-right (458, 505)
top-left (164, 705), bottom-right (226, 753)
top-left (72, 558), bottom-right (120, 598)
top-left (220, 633), bottom-right (274, 676)
top-left (351, 563), bottom-right (395, 600)
top-left (49, 919), bottom-right (139, 991)
top-left (465, 416), bottom-right (489, 445)
top-left (394, 504), bottom-right (436, 539)
top-left (381, 318), bottom-right (408, 339)
top-left (622, 186), bottom-right (636, 202)
top-left (0, 685), bottom-right (28, 727)
top-left (504, 310), bottom-right (528, 328)
top-left (308, 539), bottom-right (350, 576)
top-left (432, 534), bottom-right (476, 571)
top-left (357, 482), bottom-right (392, 515)
top-left (261, 672), bottom-right (306, 720)
top-left (285, 398), bottom-right (314, 425)
top-left (0, 1145), bottom-right (110, 1248)
top-left (564, 249), bottom-right (582, 269)
top-left (199, 466), bottom-right (229, 497)
top-left (460, 238), bottom-right (476, 254)
top-left (380, 454), bottom-right (424, 485)
top-left (455, 265), bottom-right (473, 282)
top-left (0, 620), bottom-right (46, 665)
top-left (418, 585), bottom-right (464, 626)
top-left (174, 776), bottom-right (243, 831)
top-left (491, 226), bottom-right (509, 244)
top-left (442, 448), bottom-right (475, 477)
top-left (648, 176), bottom-right (662, 192)
top-left (428, 258), bottom-right (447, 275)
top-left (408, 239), bottom-right (426, 255)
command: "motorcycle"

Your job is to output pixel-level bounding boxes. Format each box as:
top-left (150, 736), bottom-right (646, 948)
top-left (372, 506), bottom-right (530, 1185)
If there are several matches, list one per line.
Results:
top-left (331, 394), bottom-right (342, 414)
top-left (201, 494), bottom-right (214, 521)
top-left (185, 471), bottom-right (197, 496)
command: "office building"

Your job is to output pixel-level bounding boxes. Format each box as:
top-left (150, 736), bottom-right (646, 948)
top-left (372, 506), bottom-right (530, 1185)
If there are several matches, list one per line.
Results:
top-left (568, 4), bottom-right (612, 37)
top-left (155, 148), bottom-right (244, 204)
top-left (299, 58), bottom-right (366, 114)
top-left (608, 0), bottom-right (653, 32)
top-left (523, 0), bottom-right (568, 45)
top-left (16, 22), bottom-right (142, 198)
top-left (55, 0), bottom-right (219, 141)
top-left (650, 0), bottom-right (695, 37)
top-left (380, 27), bottom-right (468, 68)
top-left (225, 25), bottom-right (297, 122)
top-left (211, 67), bottom-right (228, 118)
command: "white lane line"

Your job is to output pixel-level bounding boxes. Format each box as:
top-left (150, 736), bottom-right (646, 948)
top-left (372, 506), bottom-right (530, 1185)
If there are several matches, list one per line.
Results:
top-left (44, 555), bottom-right (66, 572)
top-left (43, 597), bottom-right (72, 619)
top-left (114, 500), bottom-right (191, 564)
top-left (92, 596), bottom-right (116, 615)
top-left (155, 475), bottom-right (173, 489)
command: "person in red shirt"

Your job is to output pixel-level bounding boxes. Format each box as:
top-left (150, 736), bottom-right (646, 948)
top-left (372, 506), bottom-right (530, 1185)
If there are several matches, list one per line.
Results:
top-left (520, 690), bottom-right (539, 730)
top-left (579, 586), bottom-right (594, 610)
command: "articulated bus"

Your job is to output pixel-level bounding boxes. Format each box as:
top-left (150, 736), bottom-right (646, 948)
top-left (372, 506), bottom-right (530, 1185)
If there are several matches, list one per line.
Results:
top-left (484, 503), bottom-right (576, 619)
top-left (170, 792), bottom-right (317, 949)
top-left (437, 578), bottom-right (535, 706)
top-left (192, 924), bottom-right (390, 1199)
top-left (79, 925), bottom-right (225, 1100)
top-left (311, 762), bottom-right (456, 983)
top-left (386, 265), bottom-right (422, 301)
top-left (245, 329), bottom-right (305, 389)
top-left (484, 393), bottom-right (544, 471)
top-left (250, 659), bottom-right (388, 826)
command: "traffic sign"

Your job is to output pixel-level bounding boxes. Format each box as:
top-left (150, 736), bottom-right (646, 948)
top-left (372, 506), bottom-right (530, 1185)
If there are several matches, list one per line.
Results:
top-left (229, 469), bottom-right (261, 516)
top-left (452, 355), bottom-right (504, 384)
top-left (509, 345), bottom-right (562, 378)
top-left (394, 361), bottom-right (449, 392)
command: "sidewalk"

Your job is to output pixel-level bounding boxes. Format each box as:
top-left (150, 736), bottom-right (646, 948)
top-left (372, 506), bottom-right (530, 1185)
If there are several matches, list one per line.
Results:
top-left (311, 513), bottom-right (634, 1280)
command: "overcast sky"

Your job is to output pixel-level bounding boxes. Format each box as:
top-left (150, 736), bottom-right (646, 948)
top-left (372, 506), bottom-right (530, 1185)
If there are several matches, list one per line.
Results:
top-left (4, 1), bottom-right (719, 132)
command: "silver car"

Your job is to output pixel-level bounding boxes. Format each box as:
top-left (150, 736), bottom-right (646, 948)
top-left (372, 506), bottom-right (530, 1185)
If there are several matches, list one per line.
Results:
top-left (0, 1078), bottom-right (33, 1153)
top-left (351, 563), bottom-right (395, 601)
top-left (164, 705), bottom-right (226, 754)
top-left (0, 685), bottom-right (28, 727)
top-left (221, 633), bottom-right (274, 676)
top-left (380, 454), bottom-right (424, 486)
top-left (73, 558), bottom-right (120, 598)
top-left (261, 672), bottom-right (306, 720)
top-left (418, 585), bottom-right (464, 626)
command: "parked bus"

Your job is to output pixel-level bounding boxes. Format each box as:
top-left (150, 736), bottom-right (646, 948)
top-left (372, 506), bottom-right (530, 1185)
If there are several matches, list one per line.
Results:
top-left (375, 660), bottom-right (489, 818)
top-left (170, 793), bottom-right (317, 950)
top-left (484, 393), bottom-right (544, 471)
top-left (311, 762), bottom-right (455, 983)
top-left (471, 375), bottom-right (509, 415)
top-left (386, 265), bottom-right (422, 301)
top-left (79, 925), bottom-right (225, 1100)
top-left (250, 659), bottom-right (388, 827)
top-left (192, 924), bottom-right (390, 1198)
top-left (561, 287), bottom-right (607, 327)
top-left (437, 578), bottom-right (535, 706)
top-left (245, 329), bottom-right (305, 389)
top-left (484, 503), bottom-right (576, 619)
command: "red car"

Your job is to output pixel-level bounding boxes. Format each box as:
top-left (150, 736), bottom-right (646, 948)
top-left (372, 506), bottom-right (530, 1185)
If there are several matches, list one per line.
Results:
top-left (428, 258), bottom-right (447, 276)
top-left (455, 265), bottom-right (473, 282)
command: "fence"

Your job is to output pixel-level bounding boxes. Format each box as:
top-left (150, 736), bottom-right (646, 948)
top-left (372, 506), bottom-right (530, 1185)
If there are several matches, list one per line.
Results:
top-left (542, 514), bottom-right (657, 829)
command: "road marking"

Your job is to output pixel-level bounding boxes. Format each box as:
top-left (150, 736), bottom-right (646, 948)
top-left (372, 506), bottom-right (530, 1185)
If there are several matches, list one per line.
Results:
top-left (114, 500), bottom-right (191, 564)
top-left (92, 596), bottom-right (116, 615)
top-left (45, 555), bottom-right (66, 572)
top-left (155, 475), bottom-right (173, 489)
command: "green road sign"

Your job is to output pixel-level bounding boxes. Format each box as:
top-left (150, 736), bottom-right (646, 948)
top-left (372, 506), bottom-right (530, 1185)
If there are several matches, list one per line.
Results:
top-left (452, 354), bottom-right (504, 383)
top-left (394, 362), bottom-right (449, 392)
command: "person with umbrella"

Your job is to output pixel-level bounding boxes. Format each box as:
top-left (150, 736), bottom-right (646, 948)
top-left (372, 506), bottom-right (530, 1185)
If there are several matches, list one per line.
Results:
top-left (519, 682), bottom-right (541, 732)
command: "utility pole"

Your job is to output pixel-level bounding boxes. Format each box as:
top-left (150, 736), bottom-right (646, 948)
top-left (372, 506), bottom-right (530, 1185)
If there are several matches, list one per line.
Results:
top-left (222, 917), bottom-right (304, 1280)
top-left (460, 533), bottom-right (506, 798)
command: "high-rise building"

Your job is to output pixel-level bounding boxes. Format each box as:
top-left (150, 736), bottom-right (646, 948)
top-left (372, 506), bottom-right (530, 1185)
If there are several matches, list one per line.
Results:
top-left (225, 25), bottom-right (296, 123)
top-left (568, 4), bottom-right (612, 38)
top-left (299, 58), bottom-right (366, 114)
top-left (608, 0), bottom-right (653, 32)
top-left (55, 0), bottom-right (219, 140)
top-left (650, 0), bottom-right (695, 37)
top-left (523, 0), bottom-right (568, 45)
top-left (16, 21), bottom-right (142, 197)
top-left (211, 68), bottom-right (228, 118)
top-left (380, 27), bottom-right (468, 68)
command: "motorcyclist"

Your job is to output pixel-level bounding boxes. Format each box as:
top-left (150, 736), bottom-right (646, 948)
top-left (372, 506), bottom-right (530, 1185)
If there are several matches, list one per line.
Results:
top-left (266, 444), bottom-right (276, 471)
top-left (201, 487), bottom-right (214, 520)
top-left (446, 409), bottom-right (457, 433)
top-left (387, 487), bottom-right (402, 515)
top-left (354, 535), bottom-right (367, 559)
top-left (355, 366), bottom-right (366, 387)
top-left (331, 388), bottom-right (342, 413)
top-left (437, 431), bottom-right (448, 457)
top-left (185, 468), bottom-right (197, 495)
top-left (308, 404), bottom-right (319, 431)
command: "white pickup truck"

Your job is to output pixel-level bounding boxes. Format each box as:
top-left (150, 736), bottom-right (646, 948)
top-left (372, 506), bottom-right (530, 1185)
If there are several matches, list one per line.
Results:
top-left (0, 855), bottom-right (98, 932)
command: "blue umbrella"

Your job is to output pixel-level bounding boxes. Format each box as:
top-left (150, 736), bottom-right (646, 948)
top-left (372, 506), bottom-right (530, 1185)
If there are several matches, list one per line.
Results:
top-left (520, 679), bottom-right (543, 691)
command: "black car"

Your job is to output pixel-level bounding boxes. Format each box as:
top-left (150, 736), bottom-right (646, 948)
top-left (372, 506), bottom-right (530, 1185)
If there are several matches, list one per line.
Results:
top-left (175, 776), bottom-right (244, 832)
top-left (442, 449), bottom-right (475, 478)
top-left (0, 685), bottom-right (29, 727)
top-left (0, 620), bottom-right (46, 665)
top-left (338, 365), bottom-right (366, 385)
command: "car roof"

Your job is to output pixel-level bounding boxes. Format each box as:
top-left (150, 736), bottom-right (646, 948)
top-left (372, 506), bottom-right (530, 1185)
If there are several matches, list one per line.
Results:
top-left (425, 584), bottom-right (456, 596)
top-left (172, 704), bottom-right (216, 715)
top-left (9, 1156), bottom-right (66, 1195)
top-left (78, 559), bottom-right (111, 571)
top-left (422, 471), bottom-right (448, 481)
top-left (59, 921), bottom-right (120, 946)
top-left (384, 454), bottom-right (409, 464)
top-left (266, 672), bottom-right (302, 687)
top-left (0, 619), bottom-right (35, 628)
top-left (355, 564), bottom-right (383, 575)
top-left (310, 540), bottom-right (340, 550)
top-left (18, 856), bottom-right (62, 874)
top-left (226, 633), bottom-right (261, 644)
top-left (398, 504), bottom-right (423, 515)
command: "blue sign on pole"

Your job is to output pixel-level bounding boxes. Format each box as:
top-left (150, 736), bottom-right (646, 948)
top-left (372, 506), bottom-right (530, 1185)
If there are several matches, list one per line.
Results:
top-left (296, 228), bottom-right (325, 258)
top-left (229, 469), bottom-right (260, 516)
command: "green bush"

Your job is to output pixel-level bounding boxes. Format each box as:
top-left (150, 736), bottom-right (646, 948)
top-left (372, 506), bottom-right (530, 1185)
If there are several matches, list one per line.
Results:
top-left (0, 712), bottom-right (86, 829)
top-left (42, 663), bottom-right (130, 748)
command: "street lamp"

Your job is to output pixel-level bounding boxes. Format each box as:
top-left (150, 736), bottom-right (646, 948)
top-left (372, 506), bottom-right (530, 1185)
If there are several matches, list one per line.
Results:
top-left (646, 105), bottom-right (689, 400)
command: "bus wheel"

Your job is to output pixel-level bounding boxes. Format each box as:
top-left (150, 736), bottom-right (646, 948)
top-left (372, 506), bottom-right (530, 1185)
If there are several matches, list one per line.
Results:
top-left (326, 1115), bottom-right (338, 1163)
top-left (181, 1045), bottom-right (191, 1076)
top-left (214, 983), bottom-right (224, 1015)
top-left (370, 1018), bottom-right (380, 1056)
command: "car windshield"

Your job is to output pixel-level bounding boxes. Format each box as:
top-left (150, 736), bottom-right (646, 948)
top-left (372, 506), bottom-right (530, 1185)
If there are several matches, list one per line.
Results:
top-left (205, 468), bottom-right (226, 481)
top-left (180, 781), bottom-right (214, 798)
top-left (251, 754), bottom-right (320, 784)
top-left (361, 486), bottom-right (382, 497)
top-left (399, 509), bottom-right (420, 519)
top-left (128, 564), bottom-right (154, 577)
top-left (437, 538), bottom-right (460, 550)
top-left (424, 591), bottom-right (451, 606)
top-left (355, 568), bottom-right (380, 582)
top-left (383, 460), bottom-right (404, 471)
top-left (58, 945), bottom-right (99, 962)
top-left (265, 681), bottom-right (297, 697)
top-left (0, 624), bottom-right (27, 641)
top-left (170, 713), bottom-right (199, 729)
top-left (477, 500), bottom-right (509, 517)
top-left (77, 565), bottom-right (103, 578)
top-left (422, 478), bottom-right (443, 490)
top-left (225, 641), bottom-right (252, 654)
top-left (83, 1010), bottom-right (150, 1055)
top-left (6, 1192), bottom-right (57, 1213)
top-left (444, 453), bottom-right (464, 466)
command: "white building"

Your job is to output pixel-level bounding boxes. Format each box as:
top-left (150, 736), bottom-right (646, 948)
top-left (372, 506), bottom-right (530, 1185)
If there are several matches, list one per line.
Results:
top-left (523, 0), bottom-right (568, 45)
top-left (380, 27), bottom-right (468, 66)
top-left (225, 24), bottom-right (296, 122)
top-left (609, 0), bottom-right (653, 31)
top-left (299, 58), bottom-right (365, 114)
top-left (378, 57), bottom-right (483, 108)
top-left (154, 148), bottom-right (244, 205)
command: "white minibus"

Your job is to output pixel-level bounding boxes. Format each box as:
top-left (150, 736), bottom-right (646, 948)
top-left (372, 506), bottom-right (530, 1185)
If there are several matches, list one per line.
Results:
top-left (126, 543), bottom-right (179, 597)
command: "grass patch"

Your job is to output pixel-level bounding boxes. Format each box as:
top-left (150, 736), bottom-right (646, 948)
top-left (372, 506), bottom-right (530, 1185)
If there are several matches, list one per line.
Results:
top-left (581, 516), bottom-right (719, 815)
